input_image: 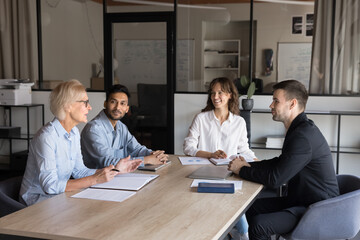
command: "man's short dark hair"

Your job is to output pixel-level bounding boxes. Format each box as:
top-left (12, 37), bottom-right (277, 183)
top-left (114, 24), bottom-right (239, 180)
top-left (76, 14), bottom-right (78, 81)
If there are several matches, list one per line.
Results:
top-left (106, 84), bottom-right (131, 101)
top-left (273, 80), bottom-right (308, 110)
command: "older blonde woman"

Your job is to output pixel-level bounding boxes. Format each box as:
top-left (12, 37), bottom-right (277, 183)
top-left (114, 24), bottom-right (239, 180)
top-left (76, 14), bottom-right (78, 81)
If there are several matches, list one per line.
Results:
top-left (20, 80), bottom-right (142, 206)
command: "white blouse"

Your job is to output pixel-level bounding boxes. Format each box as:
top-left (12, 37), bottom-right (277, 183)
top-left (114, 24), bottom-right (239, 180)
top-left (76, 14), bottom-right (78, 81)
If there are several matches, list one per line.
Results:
top-left (183, 110), bottom-right (256, 159)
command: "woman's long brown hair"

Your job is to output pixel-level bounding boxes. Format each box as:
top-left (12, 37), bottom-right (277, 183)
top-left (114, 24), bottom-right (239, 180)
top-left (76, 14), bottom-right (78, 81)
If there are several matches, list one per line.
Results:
top-left (201, 77), bottom-right (240, 115)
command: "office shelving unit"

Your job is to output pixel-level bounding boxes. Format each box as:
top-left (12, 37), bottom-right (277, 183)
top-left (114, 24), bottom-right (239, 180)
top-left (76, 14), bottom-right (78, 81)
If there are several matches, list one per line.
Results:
top-left (203, 40), bottom-right (240, 88)
top-left (250, 109), bottom-right (360, 174)
top-left (0, 104), bottom-right (44, 171)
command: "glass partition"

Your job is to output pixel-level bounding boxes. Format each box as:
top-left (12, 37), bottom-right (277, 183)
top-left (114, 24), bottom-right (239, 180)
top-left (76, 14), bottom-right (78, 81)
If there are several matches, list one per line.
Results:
top-left (112, 21), bottom-right (169, 151)
top-left (176, 1), bottom-right (251, 92)
top-left (34, 0), bottom-right (358, 95)
top-left (253, 0), bottom-right (314, 93)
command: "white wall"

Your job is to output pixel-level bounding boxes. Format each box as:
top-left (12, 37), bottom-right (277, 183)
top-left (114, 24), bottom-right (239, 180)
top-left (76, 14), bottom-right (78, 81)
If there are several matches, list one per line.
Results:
top-left (41, 0), bottom-right (103, 88)
top-left (175, 93), bottom-right (360, 176)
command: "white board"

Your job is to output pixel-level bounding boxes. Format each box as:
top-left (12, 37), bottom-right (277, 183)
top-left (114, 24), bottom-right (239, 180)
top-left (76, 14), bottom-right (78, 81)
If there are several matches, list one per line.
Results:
top-left (115, 39), bottom-right (194, 92)
top-left (277, 42), bottom-right (312, 89)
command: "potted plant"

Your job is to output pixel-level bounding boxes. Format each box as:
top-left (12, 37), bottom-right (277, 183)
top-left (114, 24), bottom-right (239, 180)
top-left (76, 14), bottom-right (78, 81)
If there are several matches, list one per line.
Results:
top-left (239, 75), bottom-right (256, 110)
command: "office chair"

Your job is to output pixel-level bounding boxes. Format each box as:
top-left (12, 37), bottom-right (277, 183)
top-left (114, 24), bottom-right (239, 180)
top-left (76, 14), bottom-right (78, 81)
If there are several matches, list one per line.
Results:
top-left (0, 176), bottom-right (26, 217)
top-left (136, 83), bottom-right (168, 151)
top-left (281, 174), bottom-right (360, 240)
top-left (137, 83), bottom-right (167, 128)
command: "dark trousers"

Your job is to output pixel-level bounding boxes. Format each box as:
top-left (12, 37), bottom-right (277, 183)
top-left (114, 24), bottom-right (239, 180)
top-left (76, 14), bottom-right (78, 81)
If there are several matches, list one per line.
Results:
top-left (246, 197), bottom-right (306, 240)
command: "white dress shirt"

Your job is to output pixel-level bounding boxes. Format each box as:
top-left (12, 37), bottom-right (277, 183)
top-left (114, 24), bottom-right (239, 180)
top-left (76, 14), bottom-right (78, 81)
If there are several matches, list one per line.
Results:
top-left (183, 110), bottom-right (256, 158)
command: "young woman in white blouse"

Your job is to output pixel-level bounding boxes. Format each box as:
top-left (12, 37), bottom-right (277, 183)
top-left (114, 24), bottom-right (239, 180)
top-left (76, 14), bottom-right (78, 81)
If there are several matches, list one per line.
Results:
top-left (183, 77), bottom-right (256, 240)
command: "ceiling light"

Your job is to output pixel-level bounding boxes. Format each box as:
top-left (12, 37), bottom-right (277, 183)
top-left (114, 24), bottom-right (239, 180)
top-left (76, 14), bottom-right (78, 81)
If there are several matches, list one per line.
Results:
top-left (255, 0), bottom-right (314, 5)
top-left (113, 0), bottom-right (227, 10)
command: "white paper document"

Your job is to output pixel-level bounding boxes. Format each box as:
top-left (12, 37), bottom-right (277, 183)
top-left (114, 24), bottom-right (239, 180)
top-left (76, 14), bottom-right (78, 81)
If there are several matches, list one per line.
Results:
top-left (71, 188), bottom-right (136, 202)
top-left (209, 154), bottom-right (255, 166)
top-left (91, 173), bottom-right (159, 191)
top-left (190, 179), bottom-right (243, 190)
top-left (178, 156), bottom-right (211, 165)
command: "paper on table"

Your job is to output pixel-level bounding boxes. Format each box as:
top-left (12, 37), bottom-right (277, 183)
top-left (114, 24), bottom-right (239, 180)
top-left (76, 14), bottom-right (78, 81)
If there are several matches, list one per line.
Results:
top-left (178, 156), bottom-right (211, 165)
top-left (209, 154), bottom-right (255, 166)
top-left (91, 173), bottom-right (159, 191)
top-left (71, 188), bottom-right (136, 202)
top-left (191, 179), bottom-right (243, 190)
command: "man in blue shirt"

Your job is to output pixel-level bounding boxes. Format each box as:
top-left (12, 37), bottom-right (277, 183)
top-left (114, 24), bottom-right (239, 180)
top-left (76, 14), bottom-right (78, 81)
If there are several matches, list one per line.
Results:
top-left (81, 84), bottom-right (168, 169)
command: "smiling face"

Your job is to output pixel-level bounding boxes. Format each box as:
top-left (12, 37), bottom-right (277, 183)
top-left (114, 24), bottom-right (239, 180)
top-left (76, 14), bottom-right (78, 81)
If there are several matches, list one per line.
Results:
top-left (210, 82), bottom-right (232, 110)
top-left (104, 92), bottom-right (129, 125)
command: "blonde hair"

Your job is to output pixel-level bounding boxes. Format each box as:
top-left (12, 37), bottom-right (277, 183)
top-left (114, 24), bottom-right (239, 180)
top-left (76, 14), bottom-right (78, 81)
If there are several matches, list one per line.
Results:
top-left (49, 79), bottom-right (86, 120)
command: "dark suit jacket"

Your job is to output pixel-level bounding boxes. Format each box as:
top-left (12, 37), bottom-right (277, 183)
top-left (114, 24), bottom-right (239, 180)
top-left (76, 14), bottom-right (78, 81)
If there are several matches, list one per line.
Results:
top-left (239, 112), bottom-right (339, 208)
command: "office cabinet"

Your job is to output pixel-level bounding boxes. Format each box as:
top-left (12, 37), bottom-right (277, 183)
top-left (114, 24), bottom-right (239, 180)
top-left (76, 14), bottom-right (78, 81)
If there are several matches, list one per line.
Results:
top-left (0, 104), bottom-right (44, 171)
top-left (203, 40), bottom-right (240, 88)
top-left (250, 109), bottom-right (360, 174)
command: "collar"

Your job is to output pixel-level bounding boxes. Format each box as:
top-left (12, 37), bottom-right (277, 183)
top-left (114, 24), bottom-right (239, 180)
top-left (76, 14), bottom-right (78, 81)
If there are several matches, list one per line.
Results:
top-left (287, 112), bottom-right (308, 133)
top-left (210, 110), bottom-right (234, 123)
top-left (52, 118), bottom-right (75, 139)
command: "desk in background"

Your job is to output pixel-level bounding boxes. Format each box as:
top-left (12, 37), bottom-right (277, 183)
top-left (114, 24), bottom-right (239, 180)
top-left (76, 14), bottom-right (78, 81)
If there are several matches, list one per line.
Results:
top-left (0, 155), bottom-right (263, 240)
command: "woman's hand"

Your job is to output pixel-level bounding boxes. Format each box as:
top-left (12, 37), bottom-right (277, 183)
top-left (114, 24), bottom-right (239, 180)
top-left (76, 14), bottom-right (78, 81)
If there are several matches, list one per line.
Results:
top-left (210, 150), bottom-right (227, 159)
top-left (93, 165), bottom-right (117, 184)
top-left (115, 156), bottom-right (142, 173)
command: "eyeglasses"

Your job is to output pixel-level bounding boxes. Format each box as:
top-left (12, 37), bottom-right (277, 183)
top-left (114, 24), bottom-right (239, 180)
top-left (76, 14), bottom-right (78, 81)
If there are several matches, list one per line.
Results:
top-left (77, 100), bottom-right (90, 108)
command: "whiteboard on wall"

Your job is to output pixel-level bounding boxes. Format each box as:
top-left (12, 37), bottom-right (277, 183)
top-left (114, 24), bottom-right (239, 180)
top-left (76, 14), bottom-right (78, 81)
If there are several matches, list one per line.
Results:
top-left (115, 39), bottom-right (194, 92)
top-left (277, 42), bottom-right (312, 89)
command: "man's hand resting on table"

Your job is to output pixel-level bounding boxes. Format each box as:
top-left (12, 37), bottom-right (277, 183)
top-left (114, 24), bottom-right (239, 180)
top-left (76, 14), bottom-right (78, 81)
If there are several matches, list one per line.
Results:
top-left (228, 156), bottom-right (251, 174)
top-left (144, 150), bottom-right (169, 165)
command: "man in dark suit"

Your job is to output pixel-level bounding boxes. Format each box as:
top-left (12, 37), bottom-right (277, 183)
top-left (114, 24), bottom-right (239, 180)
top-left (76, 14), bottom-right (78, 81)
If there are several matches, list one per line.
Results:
top-left (228, 80), bottom-right (339, 240)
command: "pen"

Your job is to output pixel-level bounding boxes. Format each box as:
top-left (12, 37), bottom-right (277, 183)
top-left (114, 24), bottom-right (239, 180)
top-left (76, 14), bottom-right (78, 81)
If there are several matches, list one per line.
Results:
top-left (111, 168), bottom-right (120, 172)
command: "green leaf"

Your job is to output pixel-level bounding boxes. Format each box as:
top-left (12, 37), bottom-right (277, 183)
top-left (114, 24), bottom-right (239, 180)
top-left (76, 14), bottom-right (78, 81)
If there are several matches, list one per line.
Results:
top-left (247, 81), bottom-right (256, 99)
top-left (240, 75), bottom-right (249, 88)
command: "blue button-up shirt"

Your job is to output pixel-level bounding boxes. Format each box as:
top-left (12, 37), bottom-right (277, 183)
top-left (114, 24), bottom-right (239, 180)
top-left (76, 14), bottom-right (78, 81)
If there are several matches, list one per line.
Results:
top-left (81, 110), bottom-right (151, 169)
top-left (20, 118), bottom-right (96, 206)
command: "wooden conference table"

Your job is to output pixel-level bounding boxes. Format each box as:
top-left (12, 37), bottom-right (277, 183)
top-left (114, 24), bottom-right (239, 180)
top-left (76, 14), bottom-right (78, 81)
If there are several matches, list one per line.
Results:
top-left (0, 155), bottom-right (263, 240)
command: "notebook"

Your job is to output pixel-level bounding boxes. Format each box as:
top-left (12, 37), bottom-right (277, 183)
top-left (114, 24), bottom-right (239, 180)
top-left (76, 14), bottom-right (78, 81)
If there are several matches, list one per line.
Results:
top-left (197, 182), bottom-right (235, 193)
top-left (209, 154), bottom-right (255, 166)
top-left (187, 165), bottom-right (232, 180)
top-left (138, 160), bottom-right (171, 171)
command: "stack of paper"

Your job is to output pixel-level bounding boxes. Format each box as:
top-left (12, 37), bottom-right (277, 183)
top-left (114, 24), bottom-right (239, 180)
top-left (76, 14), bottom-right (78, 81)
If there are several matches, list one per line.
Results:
top-left (266, 135), bottom-right (285, 148)
top-left (91, 173), bottom-right (159, 191)
top-left (178, 156), bottom-right (211, 165)
top-left (71, 188), bottom-right (136, 202)
top-left (209, 154), bottom-right (254, 166)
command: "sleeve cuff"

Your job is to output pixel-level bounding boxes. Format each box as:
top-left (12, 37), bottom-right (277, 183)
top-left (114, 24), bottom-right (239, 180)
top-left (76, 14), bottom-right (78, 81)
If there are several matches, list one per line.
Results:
top-left (131, 156), bottom-right (145, 167)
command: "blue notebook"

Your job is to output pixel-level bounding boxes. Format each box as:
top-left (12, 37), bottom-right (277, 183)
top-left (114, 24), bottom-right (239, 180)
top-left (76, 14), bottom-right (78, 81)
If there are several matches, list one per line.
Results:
top-left (197, 182), bottom-right (235, 193)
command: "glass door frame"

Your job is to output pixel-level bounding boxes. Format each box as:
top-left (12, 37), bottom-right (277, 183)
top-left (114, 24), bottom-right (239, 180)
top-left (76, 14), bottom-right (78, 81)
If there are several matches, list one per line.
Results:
top-left (103, 11), bottom-right (176, 153)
